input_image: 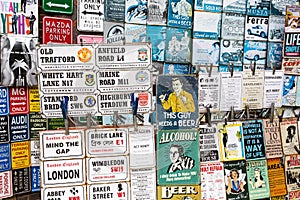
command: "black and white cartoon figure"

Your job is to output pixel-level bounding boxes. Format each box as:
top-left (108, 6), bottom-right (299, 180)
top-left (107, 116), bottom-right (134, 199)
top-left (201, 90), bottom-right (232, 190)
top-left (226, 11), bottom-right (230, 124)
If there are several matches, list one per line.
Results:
top-left (1, 36), bottom-right (37, 86)
top-left (167, 144), bottom-right (194, 173)
top-left (286, 125), bottom-right (297, 143)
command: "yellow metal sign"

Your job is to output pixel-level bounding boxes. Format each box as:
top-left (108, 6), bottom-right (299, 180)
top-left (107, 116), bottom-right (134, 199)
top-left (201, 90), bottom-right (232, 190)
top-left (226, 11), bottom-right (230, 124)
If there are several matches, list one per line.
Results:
top-left (29, 87), bottom-right (40, 113)
top-left (157, 185), bottom-right (201, 200)
top-left (11, 141), bottom-right (30, 169)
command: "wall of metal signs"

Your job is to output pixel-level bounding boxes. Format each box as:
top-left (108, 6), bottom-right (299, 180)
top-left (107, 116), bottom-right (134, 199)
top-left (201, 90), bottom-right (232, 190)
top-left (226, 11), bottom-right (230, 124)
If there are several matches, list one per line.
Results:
top-left (2, 0), bottom-right (300, 199)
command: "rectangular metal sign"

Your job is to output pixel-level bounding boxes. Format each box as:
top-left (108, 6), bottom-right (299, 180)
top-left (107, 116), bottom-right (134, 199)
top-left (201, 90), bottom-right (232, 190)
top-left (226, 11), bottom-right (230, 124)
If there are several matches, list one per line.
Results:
top-left (43, 16), bottom-right (73, 44)
top-left (77, 0), bottom-right (104, 32)
top-left (77, 34), bottom-right (104, 44)
top-left (31, 166), bottom-right (40, 192)
top-left (86, 128), bottom-right (128, 156)
top-left (40, 130), bottom-right (85, 160)
top-left (95, 44), bottom-right (151, 69)
top-left (11, 141), bottom-right (30, 169)
top-left (30, 140), bottom-right (40, 166)
top-left (41, 159), bottom-right (85, 187)
top-left (97, 69), bottom-right (151, 92)
top-left (0, 116), bottom-right (9, 143)
top-left (87, 155), bottom-right (129, 184)
top-left (98, 92), bottom-right (151, 115)
top-left (39, 70), bottom-right (97, 94)
top-left (0, 87), bottom-right (9, 116)
top-left (29, 87), bottom-right (40, 113)
top-left (0, 143), bottom-right (11, 172)
top-left (10, 114), bottom-right (29, 142)
top-left (43, 0), bottom-right (73, 14)
top-left (41, 185), bottom-right (86, 200)
top-left (0, 171), bottom-right (13, 199)
top-left (12, 167), bottom-right (30, 194)
top-left (38, 45), bottom-right (95, 70)
top-left (88, 182), bottom-right (129, 200)
top-left (29, 113), bottom-right (48, 139)
top-left (9, 87), bottom-right (29, 115)
top-left (40, 93), bottom-right (97, 118)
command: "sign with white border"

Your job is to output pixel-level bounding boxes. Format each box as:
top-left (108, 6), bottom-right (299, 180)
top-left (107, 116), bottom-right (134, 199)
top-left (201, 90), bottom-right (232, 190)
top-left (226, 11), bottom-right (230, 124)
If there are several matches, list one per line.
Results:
top-left (41, 158), bottom-right (85, 187)
top-left (86, 128), bottom-right (128, 156)
top-left (40, 130), bottom-right (85, 160)
top-left (41, 185), bottom-right (86, 200)
top-left (88, 182), bottom-right (129, 200)
top-left (87, 155), bottom-right (129, 184)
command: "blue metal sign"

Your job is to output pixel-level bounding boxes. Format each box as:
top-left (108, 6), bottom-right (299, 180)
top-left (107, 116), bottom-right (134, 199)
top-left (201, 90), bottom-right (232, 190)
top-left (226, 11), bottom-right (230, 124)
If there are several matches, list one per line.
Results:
top-left (31, 166), bottom-right (40, 192)
top-left (0, 87), bottom-right (9, 116)
top-left (0, 143), bottom-right (11, 172)
top-left (0, 116), bottom-right (9, 143)
top-left (10, 114), bottom-right (29, 142)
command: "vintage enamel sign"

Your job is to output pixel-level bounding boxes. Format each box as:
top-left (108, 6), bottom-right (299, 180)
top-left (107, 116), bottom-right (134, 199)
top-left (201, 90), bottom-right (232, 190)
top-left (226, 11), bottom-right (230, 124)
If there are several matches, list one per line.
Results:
top-left (77, 0), bottom-right (104, 32)
top-left (98, 92), bottom-right (151, 115)
top-left (37, 45), bottom-right (95, 70)
top-left (95, 44), bottom-right (151, 69)
top-left (41, 185), bottom-right (86, 200)
top-left (87, 155), bottom-right (129, 183)
top-left (43, 16), bottom-right (73, 44)
top-left (9, 87), bottom-right (29, 115)
top-left (97, 69), bottom-right (151, 92)
top-left (86, 128), bottom-right (128, 156)
top-left (41, 159), bottom-right (85, 187)
top-left (40, 130), bottom-right (85, 160)
top-left (88, 182), bottom-right (129, 200)
top-left (39, 70), bottom-right (97, 94)
top-left (40, 93), bottom-right (97, 118)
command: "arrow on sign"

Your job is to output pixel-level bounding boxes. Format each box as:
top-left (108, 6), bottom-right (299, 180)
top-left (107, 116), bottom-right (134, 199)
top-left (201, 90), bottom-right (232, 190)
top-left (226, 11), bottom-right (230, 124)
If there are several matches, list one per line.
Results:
top-left (0, 104), bottom-right (6, 108)
top-left (30, 99), bottom-right (40, 102)
top-left (13, 155), bottom-right (28, 159)
top-left (46, 2), bottom-right (70, 9)
top-left (82, 10), bottom-right (103, 16)
top-left (0, 130), bottom-right (7, 133)
top-left (31, 127), bottom-right (46, 131)
top-left (11, 102), bottom-right (26, 106)
top-left (12, 130), bottom-right (27, 134)
top-left (0, 158), bottom-right (8, 162)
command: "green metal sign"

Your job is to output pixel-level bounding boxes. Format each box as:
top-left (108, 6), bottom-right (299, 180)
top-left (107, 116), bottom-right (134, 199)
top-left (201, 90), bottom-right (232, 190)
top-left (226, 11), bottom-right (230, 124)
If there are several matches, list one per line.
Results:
top-left (42, 0), bottom-right (73, 14)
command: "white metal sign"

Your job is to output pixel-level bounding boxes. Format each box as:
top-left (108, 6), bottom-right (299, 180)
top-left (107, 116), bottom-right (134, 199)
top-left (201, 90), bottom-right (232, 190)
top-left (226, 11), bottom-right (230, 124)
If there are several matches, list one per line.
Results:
top-left (97, 69), bottom-right (151, 92)
top-left (86, 128), bottom-right (128, 157)
top-left (41, 185), bottom-right (86, 200)
top-left (41, 159), bottom-right (85, 187)
top-left (88, 182), bottom-right (129, 200)
top-left (30, 140), bottom-right (40, 166)
top-left (77, 0), bottom-right (104, 32)
top-left (40, 93), bottom-right (97, 118)
top-left (38, 45), bottom-right (95, 70)
top-left (87, 155), bottom-right (129, 183)
top-left (40, 130), bottom-right (85, 160)
top-left (129, 126), bottom-right (155, 167)
top-left (97, 92), bottom-right (152, 115)
top-left (131, 168), bottom-right (156, 200)
top-left (95, 44), bottom-right (151, 69)
top-left (39, 70), bottom-right (97, 94)
top-left (0, 171), bottom-right (12, 199)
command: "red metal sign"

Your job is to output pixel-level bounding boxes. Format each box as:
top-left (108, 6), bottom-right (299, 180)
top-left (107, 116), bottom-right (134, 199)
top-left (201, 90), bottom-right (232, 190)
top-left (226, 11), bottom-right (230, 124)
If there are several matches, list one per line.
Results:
top-left (43, 16), bottom-right (73, 44)
top-left (9, 87), bottom-right (29, 115)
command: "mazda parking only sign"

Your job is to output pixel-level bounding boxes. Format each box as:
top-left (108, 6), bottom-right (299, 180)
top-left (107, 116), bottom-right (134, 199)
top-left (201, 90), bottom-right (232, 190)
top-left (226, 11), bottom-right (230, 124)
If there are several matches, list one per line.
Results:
top-left (41, 159), bottom-right (85, 187)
